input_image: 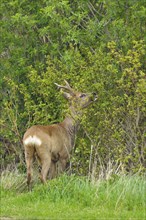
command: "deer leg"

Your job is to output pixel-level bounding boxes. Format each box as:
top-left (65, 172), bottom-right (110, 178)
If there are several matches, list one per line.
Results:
top-left (49, 152), bottom-right (60, 179)
top-left (24, 146), bottom-right (35, 190)
top-left (40, 156), bottom-right (51, 184)
top-left (49, 161), bottom-right (57, 179)
top-left (59, 158), bottom-right (67, 173)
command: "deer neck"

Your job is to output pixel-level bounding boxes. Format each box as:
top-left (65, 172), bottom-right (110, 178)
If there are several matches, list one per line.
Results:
top-left (62, 115), bottom-right (79, 148)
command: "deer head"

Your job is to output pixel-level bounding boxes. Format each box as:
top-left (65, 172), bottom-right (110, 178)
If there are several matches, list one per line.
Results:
top-left (55, 80), bottom-right (97, 112)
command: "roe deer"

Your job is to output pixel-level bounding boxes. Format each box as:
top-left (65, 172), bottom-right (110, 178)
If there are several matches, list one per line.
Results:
top-left (23, 80), bottom-right (97, 189)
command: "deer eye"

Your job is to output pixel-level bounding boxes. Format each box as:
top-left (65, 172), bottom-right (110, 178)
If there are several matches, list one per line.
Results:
top-left (80, 93), bottom-right (86, 98)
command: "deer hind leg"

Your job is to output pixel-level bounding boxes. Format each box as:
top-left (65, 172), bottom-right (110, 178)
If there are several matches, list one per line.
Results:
top-left (49, 161), bottom-right (57, 179)
top-left (24, 145), bottom-right (35, 190)
top-left (48, 152), bottom-right (60, 179)
top-left (59, 158), bottom-right (67, 173)
top-left (40, 155), bottom-right (51, 184)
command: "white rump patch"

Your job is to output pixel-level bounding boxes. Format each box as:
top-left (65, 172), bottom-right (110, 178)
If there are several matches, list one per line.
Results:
top-left (24, 135), bottom-right (42, 146)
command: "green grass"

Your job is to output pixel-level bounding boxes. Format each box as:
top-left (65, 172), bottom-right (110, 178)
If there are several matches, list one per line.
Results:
top-left (0, 172), bottom-right (145, 219)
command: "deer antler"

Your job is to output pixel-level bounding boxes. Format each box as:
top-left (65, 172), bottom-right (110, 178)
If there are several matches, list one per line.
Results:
top-left (54, 80), bottom-right (75, 95)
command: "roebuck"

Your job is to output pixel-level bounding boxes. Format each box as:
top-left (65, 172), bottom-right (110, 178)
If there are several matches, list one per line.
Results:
top-left (23, 80), bottom-right (97, 189)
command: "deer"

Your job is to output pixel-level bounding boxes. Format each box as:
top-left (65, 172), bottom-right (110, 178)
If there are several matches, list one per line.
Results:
top-left (23, 80), bottom-right (97, 189)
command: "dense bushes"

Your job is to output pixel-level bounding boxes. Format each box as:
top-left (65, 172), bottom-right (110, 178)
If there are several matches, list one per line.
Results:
top-left (1, 0), bottom-right (146, 174)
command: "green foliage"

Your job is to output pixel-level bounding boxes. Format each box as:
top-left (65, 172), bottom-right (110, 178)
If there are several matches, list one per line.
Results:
top-left (1, 0), bottom-right (146, 174)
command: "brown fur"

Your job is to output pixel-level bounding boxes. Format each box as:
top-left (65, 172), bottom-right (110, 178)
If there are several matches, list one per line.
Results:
top-left (23, 81), bottom-right (97, 188)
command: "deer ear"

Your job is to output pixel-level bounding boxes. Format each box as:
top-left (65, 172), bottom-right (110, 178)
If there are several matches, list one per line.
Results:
top-left (62, 92), bottom-right (72, 100)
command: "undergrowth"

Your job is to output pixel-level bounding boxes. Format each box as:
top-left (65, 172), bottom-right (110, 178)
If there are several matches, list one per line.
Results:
top-left (0, 170), bottom-right (146, 219)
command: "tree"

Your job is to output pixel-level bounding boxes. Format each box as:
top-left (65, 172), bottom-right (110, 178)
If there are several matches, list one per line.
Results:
top-left (1, 0), bottom-right (146, 174)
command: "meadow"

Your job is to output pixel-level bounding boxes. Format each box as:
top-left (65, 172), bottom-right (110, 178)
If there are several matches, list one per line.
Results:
top-left (0, 171), bottom-right (145, 220)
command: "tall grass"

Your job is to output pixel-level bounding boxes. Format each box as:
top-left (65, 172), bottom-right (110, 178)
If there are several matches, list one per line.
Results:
top-left (0, 169), bottom-right (146, 219)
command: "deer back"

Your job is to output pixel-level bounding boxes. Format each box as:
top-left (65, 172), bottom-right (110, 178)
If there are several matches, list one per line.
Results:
top-left (23, 123), bottom-right (72, 160)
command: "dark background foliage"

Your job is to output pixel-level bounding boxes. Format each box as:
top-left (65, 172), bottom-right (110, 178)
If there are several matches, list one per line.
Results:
top-left (1, 0), bottom-right (146, 175)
